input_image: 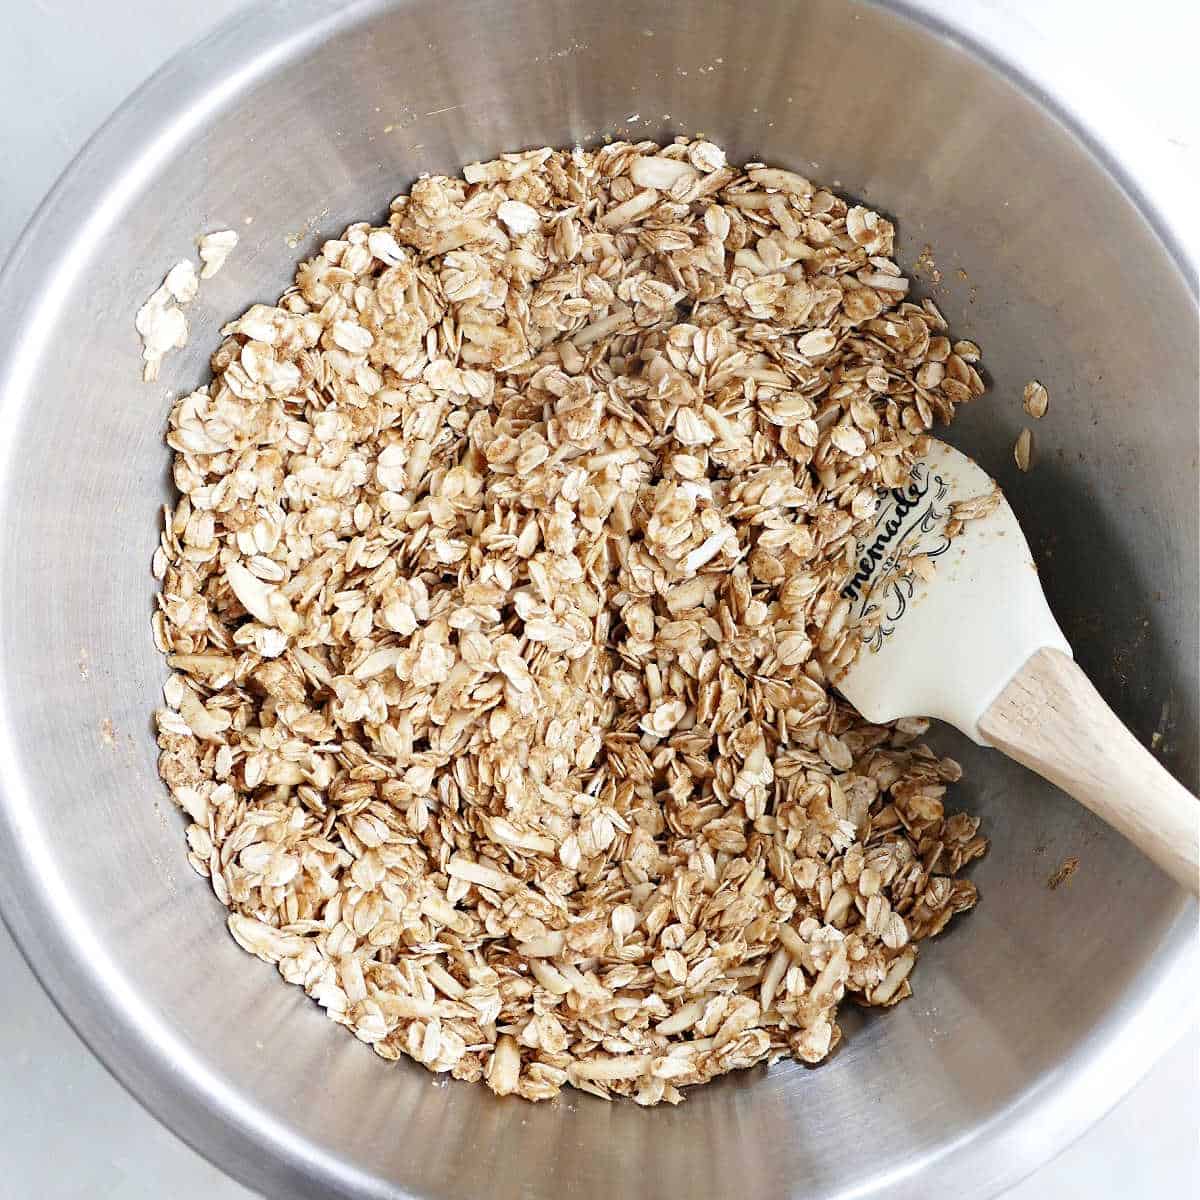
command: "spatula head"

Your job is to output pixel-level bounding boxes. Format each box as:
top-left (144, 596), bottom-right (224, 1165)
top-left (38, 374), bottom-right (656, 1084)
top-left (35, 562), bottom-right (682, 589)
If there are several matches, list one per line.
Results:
top-left (835, 439), bottom-right (1071, 745)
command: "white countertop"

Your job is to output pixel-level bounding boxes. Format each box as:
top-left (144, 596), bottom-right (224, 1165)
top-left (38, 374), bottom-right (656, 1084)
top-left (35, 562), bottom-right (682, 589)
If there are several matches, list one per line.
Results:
top-left (0, 2), bottom-right (1194, 1197)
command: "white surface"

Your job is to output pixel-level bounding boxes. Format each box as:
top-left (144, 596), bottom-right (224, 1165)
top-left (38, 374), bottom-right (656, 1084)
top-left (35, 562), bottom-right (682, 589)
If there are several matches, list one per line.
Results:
top-left (0, 2), bottom-right (1194, 1198)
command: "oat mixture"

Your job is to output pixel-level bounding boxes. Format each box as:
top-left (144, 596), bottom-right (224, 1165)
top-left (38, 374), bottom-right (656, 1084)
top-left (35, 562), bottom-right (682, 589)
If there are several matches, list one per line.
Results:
top-left (152, 138), bottom-right (988, 1105)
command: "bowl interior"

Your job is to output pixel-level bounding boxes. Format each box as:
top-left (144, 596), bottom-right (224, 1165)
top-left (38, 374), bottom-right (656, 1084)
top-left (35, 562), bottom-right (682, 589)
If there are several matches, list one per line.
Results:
top-left (0, 2), bottom-right (1195, 1199)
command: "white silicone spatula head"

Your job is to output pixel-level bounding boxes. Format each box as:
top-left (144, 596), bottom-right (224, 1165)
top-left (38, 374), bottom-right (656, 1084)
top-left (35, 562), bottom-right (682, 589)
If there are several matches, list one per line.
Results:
top-left (836, 438), bottom-right (1070, 745)
top-left (835, 438), bottom-right (1199, 893)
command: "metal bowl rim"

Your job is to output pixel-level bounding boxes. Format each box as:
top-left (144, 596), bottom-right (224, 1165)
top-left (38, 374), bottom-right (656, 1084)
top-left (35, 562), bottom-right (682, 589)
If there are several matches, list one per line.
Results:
top-left (0, 2), bottom-right (1194, 1198)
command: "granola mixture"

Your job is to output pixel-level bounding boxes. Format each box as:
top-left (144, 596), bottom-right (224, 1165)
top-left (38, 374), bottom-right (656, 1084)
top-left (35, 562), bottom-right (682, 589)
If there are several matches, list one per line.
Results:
top-left (152, 138), bottom-right (988, 1105)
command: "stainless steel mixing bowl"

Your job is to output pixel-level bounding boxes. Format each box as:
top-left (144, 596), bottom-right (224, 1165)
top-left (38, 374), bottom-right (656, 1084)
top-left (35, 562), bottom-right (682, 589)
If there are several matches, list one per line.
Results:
top-left (0, 2), bottom-right (1195, 1198)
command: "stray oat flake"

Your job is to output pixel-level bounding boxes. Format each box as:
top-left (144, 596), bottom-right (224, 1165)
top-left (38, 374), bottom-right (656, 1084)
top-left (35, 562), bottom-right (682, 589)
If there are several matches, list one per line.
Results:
top-left (1014, 427), bottom-right (1033, 472)
top-left (136, 232), bottom-right (240, 382)
top-left (1023, 380), bottom-right (1048, 420)
top-left (135, 259), bottom-right (197, 381)
top-left (198, 229), bottom-right (239, 278)
top-left (1048, 856), bottom-right (1080, 889)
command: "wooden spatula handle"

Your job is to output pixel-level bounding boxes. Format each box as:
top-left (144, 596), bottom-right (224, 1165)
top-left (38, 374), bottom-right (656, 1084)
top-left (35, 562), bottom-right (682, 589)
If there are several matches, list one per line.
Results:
top-left (979, 648), bottom-right (1199, 894)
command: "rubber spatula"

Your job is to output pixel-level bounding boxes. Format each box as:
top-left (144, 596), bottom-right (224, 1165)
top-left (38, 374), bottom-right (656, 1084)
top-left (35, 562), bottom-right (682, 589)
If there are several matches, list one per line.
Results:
top-left (835, 438), bottom-right (1199, 893)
